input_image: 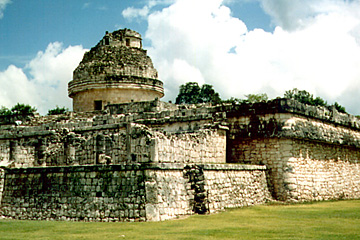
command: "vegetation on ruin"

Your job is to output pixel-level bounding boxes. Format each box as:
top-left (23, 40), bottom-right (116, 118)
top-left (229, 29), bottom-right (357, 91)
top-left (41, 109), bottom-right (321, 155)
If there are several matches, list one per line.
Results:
top-left (175, 82), bottom-right (222, 105)
top-left (1, 200), bottom-right (359, 240)
top-left (47, 106), bottom-right (68, 115)
top-left (284, 88), bottom-right (346, 113)
top-left (175, 83), bottom-right (347, 113)
top-left (0, 103), bottom-right (37, 117)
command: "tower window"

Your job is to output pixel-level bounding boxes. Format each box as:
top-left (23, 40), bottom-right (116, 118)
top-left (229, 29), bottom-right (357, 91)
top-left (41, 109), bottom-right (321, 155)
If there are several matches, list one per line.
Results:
top-left (126, 38), bottom-right (130, 46)
top-left (94, 100), bottom-right (102, 111)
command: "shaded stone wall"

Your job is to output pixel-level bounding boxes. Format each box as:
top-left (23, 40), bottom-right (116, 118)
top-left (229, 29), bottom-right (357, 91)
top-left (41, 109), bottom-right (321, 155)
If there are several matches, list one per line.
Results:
top-left (1, 165), bottom-right (147, 222)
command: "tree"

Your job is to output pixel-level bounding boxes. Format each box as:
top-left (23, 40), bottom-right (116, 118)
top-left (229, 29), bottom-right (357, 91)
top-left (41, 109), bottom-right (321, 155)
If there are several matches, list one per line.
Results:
top-left (284, 88), bottom-right (327, 107)
top-left (0, 103), bottom-right (36, 117)
top-left (10, 103), bottom-right (37, 116)
top-left (244, 93), bottom-right (268, 103)
top-left (0, 106), bottom-right (12, 116)
top-left (284, 88), bottom-right (347, 113)
top-left (199, 84), bottom-right (222, 105)
top-left (48, 106), bottom-right (68, 115)
top-left (333, 102), bottom-right (346, 113)
top-left (175, 82), bottom-right (221, 105)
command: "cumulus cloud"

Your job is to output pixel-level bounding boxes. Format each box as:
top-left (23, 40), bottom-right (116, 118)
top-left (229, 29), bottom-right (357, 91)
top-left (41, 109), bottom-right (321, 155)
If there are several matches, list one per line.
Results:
top-left (0, 43), bottom-right (86, 114)
top-left (122, 5), bottom-right (151, 20)
top-left (0, 0), bottom-right (11, 19)
top-left (122, 0), bottom-right (175, 21)
top-left (141, 0), bottom-right (360, 114)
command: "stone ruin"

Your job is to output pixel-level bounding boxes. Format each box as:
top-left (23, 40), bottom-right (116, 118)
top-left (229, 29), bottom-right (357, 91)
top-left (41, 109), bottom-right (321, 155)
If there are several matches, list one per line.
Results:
top-left (0, 29), bottom-right (359, 222)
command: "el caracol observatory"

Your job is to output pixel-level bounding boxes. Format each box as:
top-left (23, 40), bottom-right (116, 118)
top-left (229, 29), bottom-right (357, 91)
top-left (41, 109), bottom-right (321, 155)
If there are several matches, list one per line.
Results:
top-left (68, 28), bottom-right (164, 112)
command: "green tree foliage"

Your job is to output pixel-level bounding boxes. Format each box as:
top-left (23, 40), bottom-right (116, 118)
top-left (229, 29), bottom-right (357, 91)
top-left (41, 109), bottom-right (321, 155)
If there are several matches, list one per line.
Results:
top-left (222, 97), bottom-right (243, 104)
top-left (175, 82), bottom-right (221, 104)
top-left (47, 106), bottom-right (68, 115)
top-left (284, 88), bottom-right (347, 113)
top-left (244, 93), bottom-right (268, 103)
top-left (333, 102), bottom-right (346, 113)
top-left (284, 88), bottom-right (327, 107)
top-left (0, 106), bottom-right (12, 116)
top-left (0, 103), bottom-right (37, 117)
top-left (11, 103), bottom-right (37, 116)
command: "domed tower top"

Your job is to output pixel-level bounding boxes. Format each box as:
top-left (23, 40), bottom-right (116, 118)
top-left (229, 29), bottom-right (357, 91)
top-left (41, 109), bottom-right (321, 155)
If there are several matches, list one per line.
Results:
top-left (68, 28), bottom-right (164, 112)
top-left (101, 28), bottom-right (142, 48)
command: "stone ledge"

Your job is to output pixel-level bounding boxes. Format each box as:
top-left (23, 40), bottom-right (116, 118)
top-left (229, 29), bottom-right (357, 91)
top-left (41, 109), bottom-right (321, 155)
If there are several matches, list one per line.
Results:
top-left (3, 163), bottom-right (266, 174)
top-left (224, 98), bottom-right (360, 130)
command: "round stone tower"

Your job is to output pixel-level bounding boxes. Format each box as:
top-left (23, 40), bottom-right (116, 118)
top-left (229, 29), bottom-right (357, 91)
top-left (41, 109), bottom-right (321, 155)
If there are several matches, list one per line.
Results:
top-left (68, 28), bottom-right (164, 112)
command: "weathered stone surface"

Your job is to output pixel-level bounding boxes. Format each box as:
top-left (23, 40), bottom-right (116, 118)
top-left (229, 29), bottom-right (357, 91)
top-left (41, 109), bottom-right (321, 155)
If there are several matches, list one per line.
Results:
top-left (0, 163), bottom-right (269, 222)
top-left (68, 29), bottom-right (164, 112)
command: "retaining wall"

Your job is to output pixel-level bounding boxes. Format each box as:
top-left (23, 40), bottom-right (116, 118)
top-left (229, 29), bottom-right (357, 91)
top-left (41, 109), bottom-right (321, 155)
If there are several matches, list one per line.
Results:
top-left (0, 163), bottom-right (270, 221)
top-left (230, 138), bottom-right (360, 202)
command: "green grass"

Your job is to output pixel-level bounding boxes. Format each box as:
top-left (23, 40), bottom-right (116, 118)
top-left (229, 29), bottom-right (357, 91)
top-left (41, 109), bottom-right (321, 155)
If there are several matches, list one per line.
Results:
top-left (0, 200), bottom-right (359, 239)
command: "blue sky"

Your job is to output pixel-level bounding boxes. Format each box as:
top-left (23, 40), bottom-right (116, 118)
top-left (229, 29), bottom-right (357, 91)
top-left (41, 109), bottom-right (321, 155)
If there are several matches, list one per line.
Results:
top-left (0, 0), bottom-right (272, 70)
top-left (1, 0), bottom-right (360, 115)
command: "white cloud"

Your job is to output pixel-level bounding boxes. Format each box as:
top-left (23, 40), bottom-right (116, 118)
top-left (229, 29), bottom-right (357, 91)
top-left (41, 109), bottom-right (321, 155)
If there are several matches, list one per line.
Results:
top-left (122, 5), bottom-right (150, 20)
top-left (142, 0), bottom-right (360, 114)
top-left (259, 0), bottom-right (360, 31)
top-left (0, 43), bottom-right (87, 114)
top-left (122, 0), bottom-right (175, 21)
top-left (0, 0), bottom-right (11, 19)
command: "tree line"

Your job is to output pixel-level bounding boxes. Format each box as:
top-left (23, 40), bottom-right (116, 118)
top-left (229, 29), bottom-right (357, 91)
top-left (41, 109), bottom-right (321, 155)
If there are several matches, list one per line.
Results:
top-left (175, 82), bottom-right (346, 113)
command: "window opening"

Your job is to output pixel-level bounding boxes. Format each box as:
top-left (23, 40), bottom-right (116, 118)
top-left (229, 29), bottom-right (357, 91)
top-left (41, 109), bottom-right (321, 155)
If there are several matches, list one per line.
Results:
top-left (94, 100), bottom-right (102, 111)
top-left (104, 36), bottom-right (109, 45)
top-left (126, 38), bottom-right (130, 46)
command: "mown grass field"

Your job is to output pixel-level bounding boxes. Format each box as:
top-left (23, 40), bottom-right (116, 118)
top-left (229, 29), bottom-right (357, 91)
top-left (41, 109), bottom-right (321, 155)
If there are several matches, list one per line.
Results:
top-left (0, 200), bottom-right (359, 240)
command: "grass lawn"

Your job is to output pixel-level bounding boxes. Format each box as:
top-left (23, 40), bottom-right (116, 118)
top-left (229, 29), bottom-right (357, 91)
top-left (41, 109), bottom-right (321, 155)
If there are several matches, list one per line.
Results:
top-left (0, 200), bottom-right (359, 240)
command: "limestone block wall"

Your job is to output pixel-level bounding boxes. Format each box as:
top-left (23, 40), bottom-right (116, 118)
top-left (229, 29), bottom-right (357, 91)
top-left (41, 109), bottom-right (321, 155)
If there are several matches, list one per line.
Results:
top-left (153, 129), bottom-right (227, 164)
top-left (1, 165), bottom-right (147, 222)
top-left (145, 167), bottom-right (193, 221)
top-left (0, 168), bottom-right (4, 204)
top-left (203, 164), bottom-right (271, 212)
top-left (0, 119), bottom-right (228, 168)
top-left (0, 126), bottom-right (130, 168)
top-left (230, 138), bottom-right (360, 202)
top-left (141, 163), bottom-right (271, 221)
top-left (0, 163), bottom-right (270, 222)
top-left (285, 140), bottom-right (360, 201)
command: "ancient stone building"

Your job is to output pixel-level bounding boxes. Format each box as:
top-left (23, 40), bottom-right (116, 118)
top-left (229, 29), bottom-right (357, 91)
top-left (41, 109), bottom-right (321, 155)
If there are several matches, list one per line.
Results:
top-left (0, 28), bottom-right (359, 222)
top-left (68, 29), bottom-right (164, 112)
